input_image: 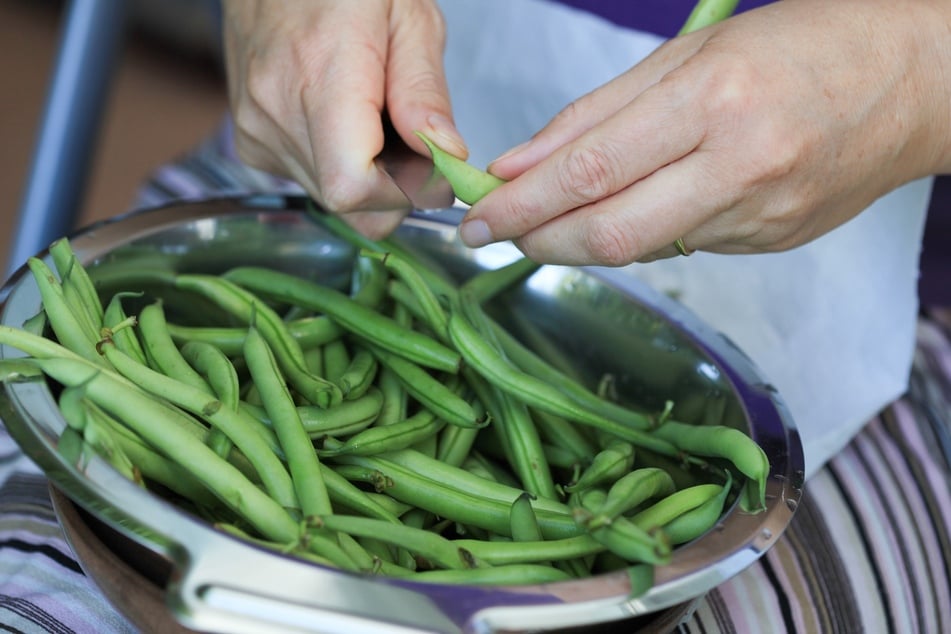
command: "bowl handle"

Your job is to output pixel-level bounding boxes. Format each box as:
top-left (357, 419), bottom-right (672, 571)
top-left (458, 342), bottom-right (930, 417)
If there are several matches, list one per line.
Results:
top-left (167, 540), bottom-right (464, 634)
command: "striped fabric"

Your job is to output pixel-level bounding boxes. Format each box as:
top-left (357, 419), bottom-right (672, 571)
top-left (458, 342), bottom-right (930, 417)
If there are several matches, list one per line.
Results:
top-left (0, 457), bottom-right (136, 632)
top-left (0, 123), bottom-right (947, 633)
top-left (681, 315), bottom-right (951, 633)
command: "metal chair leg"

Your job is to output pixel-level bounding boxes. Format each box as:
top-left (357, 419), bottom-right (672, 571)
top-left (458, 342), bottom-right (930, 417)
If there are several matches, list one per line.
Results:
top-left (6, 0), bottom-right (127, 275)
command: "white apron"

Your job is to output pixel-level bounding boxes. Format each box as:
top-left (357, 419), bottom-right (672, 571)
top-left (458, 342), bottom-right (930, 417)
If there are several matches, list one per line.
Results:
top-left (437, 0), bottom-right (932, 478)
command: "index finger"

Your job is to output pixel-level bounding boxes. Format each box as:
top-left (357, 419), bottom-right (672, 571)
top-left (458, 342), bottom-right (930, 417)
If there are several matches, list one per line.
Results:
top-left (301, 18), bottom-right (410, 215)
top-left (459, 76), bottom-right (706, 249)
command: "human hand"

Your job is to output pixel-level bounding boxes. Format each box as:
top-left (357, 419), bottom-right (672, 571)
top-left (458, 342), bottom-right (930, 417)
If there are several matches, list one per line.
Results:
top-left (221, 0), bottom-right (467, 238)
top-left (458, 0), bottom-right (951, 265)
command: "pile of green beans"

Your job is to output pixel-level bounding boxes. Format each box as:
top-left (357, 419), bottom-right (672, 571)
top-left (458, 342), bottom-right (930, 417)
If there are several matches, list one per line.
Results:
top-left (0, 211), bottom-right (768, 591)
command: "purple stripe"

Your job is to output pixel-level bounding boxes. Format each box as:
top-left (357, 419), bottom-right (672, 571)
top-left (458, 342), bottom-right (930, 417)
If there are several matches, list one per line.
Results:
top-left (872, 401), bottom-right (951, 632)
top-left (867, 417), bottom-right (944, 632)
top-left (150, 164), bottom-right (215, 199)
top-left (552, 0), bottom-right (775, 36)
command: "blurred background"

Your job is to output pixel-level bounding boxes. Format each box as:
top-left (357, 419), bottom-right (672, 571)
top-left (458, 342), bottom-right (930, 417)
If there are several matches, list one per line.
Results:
top-left (0, 0), bottom-right (227, 269)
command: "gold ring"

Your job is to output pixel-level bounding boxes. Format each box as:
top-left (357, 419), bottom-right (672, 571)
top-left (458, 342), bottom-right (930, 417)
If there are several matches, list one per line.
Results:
top-left (674, 238), bottom-right (693, 256)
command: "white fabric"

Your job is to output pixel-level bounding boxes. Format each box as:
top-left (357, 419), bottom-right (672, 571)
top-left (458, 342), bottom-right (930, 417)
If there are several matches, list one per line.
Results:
top-left (437, 0), bottom-right (931, 478)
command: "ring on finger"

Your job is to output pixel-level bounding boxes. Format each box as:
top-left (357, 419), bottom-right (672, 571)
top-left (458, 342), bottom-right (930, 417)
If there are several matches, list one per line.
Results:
top-left (674, 238), bottom-right (694, 257)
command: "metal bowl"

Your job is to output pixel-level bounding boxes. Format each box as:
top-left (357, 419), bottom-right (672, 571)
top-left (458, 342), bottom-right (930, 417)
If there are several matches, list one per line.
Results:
top-left (0, 195), bottom-right (804, 633)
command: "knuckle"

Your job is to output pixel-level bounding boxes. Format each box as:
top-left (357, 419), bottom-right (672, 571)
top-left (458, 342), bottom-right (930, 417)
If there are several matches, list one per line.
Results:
top-left (581, 218), bottom-right (641, 267)
top-left (317, 176), bottom-right (365, 212)
top-left (558, 143), bottom-right (624, 204)
top-left (396, 67), bottom-right (446, 105)
top-left (698, 53), bottom-right (761, 120)
top-left (500, 193), bottom-right (543, 238)
top-left (551, 97), bottom-right (590, 129)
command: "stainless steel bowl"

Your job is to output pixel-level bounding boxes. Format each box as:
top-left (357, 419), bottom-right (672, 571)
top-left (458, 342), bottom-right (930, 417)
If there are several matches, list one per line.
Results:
top-left (0, 196), bottom-right (804, 633)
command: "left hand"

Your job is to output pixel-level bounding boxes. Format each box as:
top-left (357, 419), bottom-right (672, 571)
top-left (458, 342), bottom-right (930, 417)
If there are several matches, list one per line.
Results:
top-left (457, 0), bottom-right (951, 265)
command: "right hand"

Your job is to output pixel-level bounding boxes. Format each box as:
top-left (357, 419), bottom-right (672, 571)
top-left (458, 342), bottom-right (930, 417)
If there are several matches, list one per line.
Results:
top-left (221, 0), bottom-right (467, 238)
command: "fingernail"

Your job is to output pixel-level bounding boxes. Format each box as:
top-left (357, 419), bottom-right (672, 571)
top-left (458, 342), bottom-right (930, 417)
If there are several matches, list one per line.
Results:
top-left (458, 218), bottom-right (493, 248)
top-left (489, 140), bottom-right (531, 168)
top-left (426, 113), bottom-right (468, 158)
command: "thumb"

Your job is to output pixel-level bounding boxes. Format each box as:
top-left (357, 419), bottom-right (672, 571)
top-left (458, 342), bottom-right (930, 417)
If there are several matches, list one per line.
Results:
top-left (385, 0), bottom-right (468, 159)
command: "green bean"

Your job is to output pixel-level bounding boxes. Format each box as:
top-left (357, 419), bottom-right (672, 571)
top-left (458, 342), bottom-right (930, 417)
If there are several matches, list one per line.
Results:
top-left (462, 452), bottom-right (521, 489)
top-left (23, 353), bottom-right (300, 542)
top-left (571, 489), bottom-right (671, 565)
top-left (453, 534), bottom-right (604, 567)
top-left (415, 131), bottom-right (505, 205)
top-left (650, 420), bottom-right (768, 511)
top-left (168, 315), bottom-right (344, 356)
top-left (362, 493), bottom-right (413, 518)
top-left (101, 292), bottom-right (147, 366)
top-left (83, 398), bottom-right (222, 508)
top-left (27, 258), bottom-right (105, 366)
top-left (181, 340), bottom-right (241, 458)
top-left (509, 492), bottom-right (543, 542)
top-left (49, 238), bottom-right (103, 324)
top-left (241, 388), bottom-right (384, 438)
top-left (244, 324), bottom-right (331, 517)
top-left (630, 483), bottom-right (724, 532)
top-left (632, 447), bottom-right (707, 490)
top-left (98, 339), bottom-right (297, 509)
top-left (461, 256), bottom-right (540, 304)
top-left (661, 473), bottom-right (732, 545)
top-left (365, 342), bottom-right (486, 429)
top-left (348, 254), bottom-right (388, 309)
top-left (306, 203), bottom-right (456, 298)
top-left (564, 441), bottom-right (635, 493)
top-left (358, 536), bottom-right (397, 567)
top-left (332, 464), bottom-right (394, 493)
top-left (311, 515), bottom-right (486, 571)
top-left (584, 468), bottom-right (676, 530)
top-left (331, 451), bottom-right (579, 539)
top-left (436, 424), bottom-right (480, 469)
top-left (58, 383), bottom-right (139, 483)
top-left (627, 564), bottom-right (655, 598)
top-left (297, 388), bottom-right (385, 433)
top-left (321, 338), bottom-right (351, 385)
top-left (362, 249), bottom-right (449, 342)
top-left (214, 523), bottom-right (339, 570)
top-left (321, 409), bottom-right (445, 457)
top-left (680, 0), bottom-right (738, 34)
top-left (21, 310), bottom-right (47, 336)
top-left (539, 443), bottom-right (579, 470)
top-left (447, 305), bottom-right (681, 457)
top-left (468, 367), bottom-right (556, 498)
top-left (321, 469), bottom-right (396, 524)
top-left (180, 341), bottom-right (240, 412)
top-left (410, 565), bottom-right (571, 586)
top-left (382, 282), bottom-right (425, 327)
top-left (488, 316), bottom-right (658, 430)
top-left (337, 346), bottom-right (378, 400)
top-left (56, 259), bottom-right (103, 346)
top-left (532, 409), bottom-right (597, 465)
top-left (137, 302), bottom-right (212, 393)
top-left (458, 296), bottom-right (557, 499)
top-left (85, 258), bottom-right (177, 293)
top-left (334, 531), bottom-right (378, 572)
top-left (588, 515), bottom-right (671, 566)
top-left (374, 365), bottom-right (408, 426)
top-left (303, 345), bottom-right (324, 377)
top-left (462, 455), bottom-right (501, 484)
top-left (175, 273), bottom-right (343, 407)
top-left (222, 266), bottom-right (461, 374)
top-left (339, 535), bottom-right (413, 577)
top-left (382, 448), bottom-right (570, 512)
